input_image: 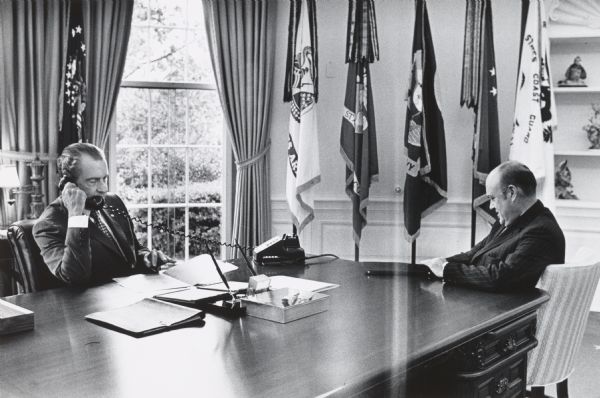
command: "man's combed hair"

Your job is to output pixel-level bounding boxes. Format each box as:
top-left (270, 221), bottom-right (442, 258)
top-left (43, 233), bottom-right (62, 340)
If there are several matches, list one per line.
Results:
top-left (57, 143), bottom-right (105, 181)
top-left (498, 161), bottom-right (537, 197)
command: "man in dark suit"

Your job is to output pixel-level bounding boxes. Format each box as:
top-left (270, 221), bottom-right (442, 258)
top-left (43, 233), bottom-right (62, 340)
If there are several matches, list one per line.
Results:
top-left (423, 161), bottom-right (565, 291)
top-left (33, 143), bottom-right (174, 286)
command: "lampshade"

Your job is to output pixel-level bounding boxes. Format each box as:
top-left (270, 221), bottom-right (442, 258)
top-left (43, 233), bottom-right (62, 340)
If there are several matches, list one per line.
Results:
top-left (0, 164), bottom-right (21, 188)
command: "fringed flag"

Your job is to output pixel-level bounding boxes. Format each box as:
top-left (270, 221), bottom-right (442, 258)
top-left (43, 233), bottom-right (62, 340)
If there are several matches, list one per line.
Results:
top-left (59, 0), bottom-right (87, 153)
top-left (510, 0), bottom-right (557, 209)
top-left (340, 0), bottom-right (379, 246)
top-left (463, 0), bottom-right (501, 224)
top-left (403, 0), bottom-right (448, 242)
top-left (283, 0), bottom-right (321, 232)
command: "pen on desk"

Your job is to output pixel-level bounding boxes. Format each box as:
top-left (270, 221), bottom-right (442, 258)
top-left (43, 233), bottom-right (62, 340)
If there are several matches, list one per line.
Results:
top-left (365, 270), bottom-right (402, 276)
top-left (208, 253), bottom-right (231, 293)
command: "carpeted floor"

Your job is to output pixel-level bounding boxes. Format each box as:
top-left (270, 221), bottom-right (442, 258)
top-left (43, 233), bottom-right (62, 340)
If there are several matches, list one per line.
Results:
top-left (543, 311), bottom-right (600, 398)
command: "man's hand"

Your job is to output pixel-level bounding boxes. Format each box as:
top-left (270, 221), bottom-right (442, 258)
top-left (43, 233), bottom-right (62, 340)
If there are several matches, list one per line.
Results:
top-left (422, 257), bottom-right (447, 279)
top-left (62, 182), bottom-right (89, 217)
top-left (143, 249), bottom-right (177, 272)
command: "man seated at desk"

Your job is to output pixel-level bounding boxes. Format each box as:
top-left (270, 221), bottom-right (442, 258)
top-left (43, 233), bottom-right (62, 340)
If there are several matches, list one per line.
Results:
top-left (34, 143), bottom-right (174, 286)
top-left (423, 161), bottom-right (565, 291)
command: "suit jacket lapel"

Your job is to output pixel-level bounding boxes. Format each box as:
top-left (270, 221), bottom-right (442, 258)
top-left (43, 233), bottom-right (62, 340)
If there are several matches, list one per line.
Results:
top-left (89, 219), bottom-right (125, 260)
top-left (470, 201), bottom-right (544, 263)
top-left (100, 208), bottom-right (136, 265)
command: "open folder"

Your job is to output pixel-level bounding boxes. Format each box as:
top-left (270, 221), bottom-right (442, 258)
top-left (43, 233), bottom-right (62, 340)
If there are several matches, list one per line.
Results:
top-left (85, 298), bottom-right (205, 337)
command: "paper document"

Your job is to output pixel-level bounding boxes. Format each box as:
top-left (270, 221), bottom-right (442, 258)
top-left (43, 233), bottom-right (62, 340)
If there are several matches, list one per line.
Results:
top-left (268, 276), bottom-right (339, 293)
top-left (163, 254), bottom-right (238, 286)
top-left (114, 273), bottom-right (190, 294)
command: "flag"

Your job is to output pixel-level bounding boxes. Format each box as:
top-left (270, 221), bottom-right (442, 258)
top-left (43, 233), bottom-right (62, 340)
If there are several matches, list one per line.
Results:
top-left (403, 0), bottom-right (448, 242)
top-left (472, 0), bottom-right (501, 224)
top-left (340, 60), bottom-right (379, 244)
top-left (284, 0), bottom-right (321, 232)
top-left (340, 0), bottom-right (380, 246)
top-left (510, 0), bottom-right (556, 209)
top-left (59, 0), bottom-right (87, 153)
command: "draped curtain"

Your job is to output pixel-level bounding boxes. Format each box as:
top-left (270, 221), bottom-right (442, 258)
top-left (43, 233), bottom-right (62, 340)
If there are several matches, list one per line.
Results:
top-left (0, 0), bottom-right (68, 223)
top-left (82, 0), bottom-right (134, 152)
top-left (202, 0), bottom-right (276, 255)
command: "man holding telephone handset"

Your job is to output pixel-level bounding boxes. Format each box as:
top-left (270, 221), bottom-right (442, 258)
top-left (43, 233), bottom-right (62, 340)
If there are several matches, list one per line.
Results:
top-left (34, 143), bottom-right (175, 286)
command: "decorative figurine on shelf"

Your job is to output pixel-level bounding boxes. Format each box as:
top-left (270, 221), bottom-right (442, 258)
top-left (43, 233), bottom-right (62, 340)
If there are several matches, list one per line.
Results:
top-left (558, 56), bottom-right (587, 87)
top-left (555, 160), bottom-right (579, 200)
top-left (583, 103), bottom-right (600, 149)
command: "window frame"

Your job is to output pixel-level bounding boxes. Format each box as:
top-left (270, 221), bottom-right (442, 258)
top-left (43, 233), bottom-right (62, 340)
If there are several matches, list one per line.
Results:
top-left (110, 80), bottom-right (227, 260)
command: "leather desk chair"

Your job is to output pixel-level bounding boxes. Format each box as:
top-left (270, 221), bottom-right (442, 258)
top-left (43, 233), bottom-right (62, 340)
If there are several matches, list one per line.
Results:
top-left (7, 219), bottom-right (62, 293)
top-left (527, 248), bottom-right (600, 398)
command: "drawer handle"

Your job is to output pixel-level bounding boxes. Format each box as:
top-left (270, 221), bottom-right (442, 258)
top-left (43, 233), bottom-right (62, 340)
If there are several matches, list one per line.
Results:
top-left (502, 336), bottom-right (517, 353)
top-left (495, 377), bottom-right (509, 395)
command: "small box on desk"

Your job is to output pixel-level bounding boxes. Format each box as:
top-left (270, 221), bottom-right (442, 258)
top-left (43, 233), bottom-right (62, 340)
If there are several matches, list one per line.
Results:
top-left (0, 299), bottom-right (34, 335)
top-left (241, 288), bottom-right (329, 323)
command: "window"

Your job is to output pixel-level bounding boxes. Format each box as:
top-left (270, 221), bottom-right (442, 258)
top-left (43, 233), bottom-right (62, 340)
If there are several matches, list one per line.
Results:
top-left (113, 0), bottom-right (224, 260)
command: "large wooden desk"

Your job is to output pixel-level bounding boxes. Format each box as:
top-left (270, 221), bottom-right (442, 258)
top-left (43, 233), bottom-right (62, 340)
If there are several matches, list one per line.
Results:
top-left (0, 259), bottom-right (547, 397)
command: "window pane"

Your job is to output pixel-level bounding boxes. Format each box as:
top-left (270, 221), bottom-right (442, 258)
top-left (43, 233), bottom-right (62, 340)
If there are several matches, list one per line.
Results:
top-left (186, 28), bottom-right (215, 83)
top-left (148, 27), bottom-right (187, 81)
top-left (116, 88), bottom-right (148, 145)
top-left (152, 207), bottom-right (185, 259)
top-left (151, 148), bottom-right (185, 203)
top-left (189, 206), bottom-right (221, 257)
top-left (116, 148), bottom-right (148, 203)
top-left (132, 0), bottom-right (149, 24)
top-left (122, 26), bottom-right (150, 81)
top-left (189, 147), bottom-right (222, 203)
top-left (130, 207), bottom-right (148, 247)
top-left (189, 90), bottom-right (222, 145)
top-left (148, 0), bottom-right (187, 27)
top-left (150, 89), bottom-right (186, 145)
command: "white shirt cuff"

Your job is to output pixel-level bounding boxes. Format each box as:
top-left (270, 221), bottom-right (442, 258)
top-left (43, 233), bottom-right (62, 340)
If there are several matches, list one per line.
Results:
top-left (68, 215), bottom-right (89, 228)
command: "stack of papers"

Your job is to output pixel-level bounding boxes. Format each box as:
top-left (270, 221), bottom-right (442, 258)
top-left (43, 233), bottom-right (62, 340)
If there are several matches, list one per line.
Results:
top-left (113, 254), bottom-right (239, 294)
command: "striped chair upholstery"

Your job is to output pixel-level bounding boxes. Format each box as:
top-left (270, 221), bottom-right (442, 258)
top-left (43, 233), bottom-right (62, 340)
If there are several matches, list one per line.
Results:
top-left (527, 248), bottom-right (600, 391)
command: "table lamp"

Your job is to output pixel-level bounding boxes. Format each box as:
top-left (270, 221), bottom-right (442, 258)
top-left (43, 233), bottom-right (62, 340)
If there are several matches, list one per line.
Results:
top-left (0, 164), bottom-right (21, 204)
top-left (0, 164), bottom-right (21, 227)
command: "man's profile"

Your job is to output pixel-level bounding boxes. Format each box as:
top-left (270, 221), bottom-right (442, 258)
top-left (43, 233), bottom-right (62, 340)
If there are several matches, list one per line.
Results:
top-left (34, 143), bottom-right (174, 286)
top-left (423, 161), bottom-right (565, 291)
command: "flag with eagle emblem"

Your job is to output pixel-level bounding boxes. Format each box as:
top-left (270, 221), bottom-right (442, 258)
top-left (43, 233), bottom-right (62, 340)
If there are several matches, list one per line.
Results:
top-left (284, 0), bottom-right (321, 232)
top-left (403, 0), bottom-right (448, 242)
top-left (510, 0), bottom-right (556, 209)
top-left (59, 0), bottom-right (87, 153)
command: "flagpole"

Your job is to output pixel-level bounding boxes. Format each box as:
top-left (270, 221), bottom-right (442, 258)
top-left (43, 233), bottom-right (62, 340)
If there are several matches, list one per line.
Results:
top-left (471, 109), bottom-right (478, 248)
top-left (471, 178), bottom-right (477, 247)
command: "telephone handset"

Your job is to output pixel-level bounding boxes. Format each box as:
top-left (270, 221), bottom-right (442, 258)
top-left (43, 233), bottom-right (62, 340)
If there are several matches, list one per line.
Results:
top-left (58, 175), bottom-right (105, 210)
top-left (253, 234), bottom-right (305, 266)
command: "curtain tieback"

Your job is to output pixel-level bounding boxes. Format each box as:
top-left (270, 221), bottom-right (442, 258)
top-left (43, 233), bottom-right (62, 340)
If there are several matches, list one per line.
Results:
top-left (235, 141), bottom-right (271, 170)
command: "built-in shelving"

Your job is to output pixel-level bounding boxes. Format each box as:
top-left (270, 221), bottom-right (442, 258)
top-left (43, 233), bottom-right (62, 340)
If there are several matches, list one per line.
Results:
top-left (555, 149), bottom-right (600, 157)
top-left (556, 199), bottom-right (600, 209)
top-left (554, 86), bottom-right (600, 94)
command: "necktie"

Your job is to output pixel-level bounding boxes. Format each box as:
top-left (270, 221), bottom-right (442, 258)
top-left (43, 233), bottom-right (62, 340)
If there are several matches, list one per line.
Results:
top-left (91, 210), bottom-right (119, 248)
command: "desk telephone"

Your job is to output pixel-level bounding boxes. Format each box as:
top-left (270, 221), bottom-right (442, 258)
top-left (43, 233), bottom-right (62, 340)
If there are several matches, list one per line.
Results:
top-left (58, 176), bottom-right (105, 210)
top-left (253, 234), bottom-right (305, 265)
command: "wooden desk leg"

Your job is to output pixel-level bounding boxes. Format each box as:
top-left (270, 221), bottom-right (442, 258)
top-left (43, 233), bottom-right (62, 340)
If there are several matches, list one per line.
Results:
top-left (530, 386), bottom-right (545, 398)
top-left (557, 379), bottom-right (569, 398)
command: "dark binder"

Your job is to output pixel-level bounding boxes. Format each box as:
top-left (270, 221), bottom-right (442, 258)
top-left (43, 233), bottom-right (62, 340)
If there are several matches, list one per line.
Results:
top-left (363, 262), bottom-right (433, 278)
top-left (85, 298), bottom-right (205, 337)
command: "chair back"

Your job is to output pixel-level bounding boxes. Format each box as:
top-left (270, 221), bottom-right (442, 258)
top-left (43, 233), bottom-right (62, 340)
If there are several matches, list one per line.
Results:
top-left (527, 248), bottom-right (600, 386)
top-left (7, 219), bottom-right (62, 293)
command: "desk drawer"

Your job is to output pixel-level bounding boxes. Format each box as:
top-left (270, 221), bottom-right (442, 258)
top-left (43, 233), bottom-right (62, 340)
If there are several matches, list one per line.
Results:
top-left (454, 341), bottom-right (535, 398)
top-left (455, 312), bottom-right (537, 371)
